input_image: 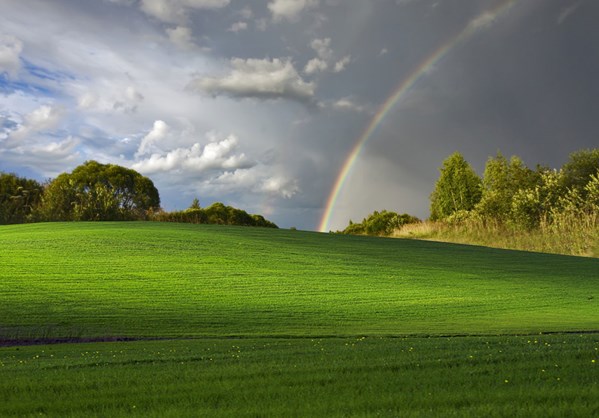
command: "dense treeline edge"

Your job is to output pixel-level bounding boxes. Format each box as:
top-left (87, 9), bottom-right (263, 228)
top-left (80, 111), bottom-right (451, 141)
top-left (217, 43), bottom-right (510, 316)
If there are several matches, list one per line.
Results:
top-left (0, 161), bottom-right (277, 228)
top-left (341, 148), bottom-right (599, 257)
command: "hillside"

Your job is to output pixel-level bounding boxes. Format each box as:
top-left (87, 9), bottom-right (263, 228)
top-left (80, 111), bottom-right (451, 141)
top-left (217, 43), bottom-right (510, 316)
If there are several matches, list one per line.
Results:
top-left (1, 222), bottom-right (597, 340)
top-left (1, 222), bottom-right (598, 417)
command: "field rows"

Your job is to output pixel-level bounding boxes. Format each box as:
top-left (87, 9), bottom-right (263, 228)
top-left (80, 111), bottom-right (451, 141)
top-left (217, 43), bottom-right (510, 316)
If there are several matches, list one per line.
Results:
top-left (1, 334), bottom-right (598, 417)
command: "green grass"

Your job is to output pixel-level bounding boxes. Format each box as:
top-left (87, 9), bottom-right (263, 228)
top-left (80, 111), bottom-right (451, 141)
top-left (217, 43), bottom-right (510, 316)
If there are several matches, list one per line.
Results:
top-left (1, 334), bottom-right (598, 417)
top-left (1, 222), bottom-right (598, 416)
top-left (1, 222), bottom-right (598, 339)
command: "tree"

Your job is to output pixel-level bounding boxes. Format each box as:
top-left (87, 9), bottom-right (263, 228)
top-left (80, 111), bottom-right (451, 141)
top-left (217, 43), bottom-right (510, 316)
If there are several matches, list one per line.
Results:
top-left (0, 172), bottom-right (43, 224)
top-left (586, 170), bottom-right (599, 211)
top-left (511, 169), bottom-right (564, 229)
top-left (189, 198), bottom-right (201, 209)
top-left (475, 153), bottom-right (540, 222)
top-left (37, 161), bottom-right (160, 221)
top-left (430, 152), bottom-right (482, 220)
top-left (560, 149), bottom-right (599, 196)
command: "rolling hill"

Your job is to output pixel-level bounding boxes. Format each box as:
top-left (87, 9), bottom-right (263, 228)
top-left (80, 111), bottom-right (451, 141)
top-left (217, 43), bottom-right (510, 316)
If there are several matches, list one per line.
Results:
top-left (1, 222), bottom-right (598, 417)
top-left (1, 222), bottom-right (597, 340)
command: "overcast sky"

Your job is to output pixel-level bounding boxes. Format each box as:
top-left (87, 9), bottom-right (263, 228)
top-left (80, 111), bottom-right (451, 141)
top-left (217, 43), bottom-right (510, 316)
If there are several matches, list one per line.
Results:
top-left (1, 0), bottom-right (598, 230)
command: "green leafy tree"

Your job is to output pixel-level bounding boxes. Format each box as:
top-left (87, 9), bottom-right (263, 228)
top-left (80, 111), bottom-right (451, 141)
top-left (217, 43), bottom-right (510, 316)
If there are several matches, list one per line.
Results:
top-left (37, 161), bottom-right (160, 221)
top-left (552, 168), bottom-right (599, 219)
top-left (430, 152), bottom-right (482, 220)
top-left (251, 214), bottom-right (278, 228)
top-left (189, 198), bottom-right (201, 209)
top-left (476, 153), bottom-right (540, 222)
top-left (560, 149), bottom-right (599, 195)
top-left (585, 170), bottom-right (599, 211)
top-left (0, 172), bottom-right (43, 224)
top-left (511, 169), bottom-right (565, 229)
top-left (204, 202), bottom-right (227, 224)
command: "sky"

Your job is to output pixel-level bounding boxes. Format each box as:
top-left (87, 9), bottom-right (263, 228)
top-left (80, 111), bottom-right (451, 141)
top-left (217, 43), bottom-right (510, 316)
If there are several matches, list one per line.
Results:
top-left (1, 0), bottom-right (598, 231)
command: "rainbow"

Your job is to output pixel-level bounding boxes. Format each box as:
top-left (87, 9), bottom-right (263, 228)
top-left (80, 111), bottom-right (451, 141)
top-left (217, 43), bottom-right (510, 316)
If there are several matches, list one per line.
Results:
top-left (318, 0), bottom-right (518, 232)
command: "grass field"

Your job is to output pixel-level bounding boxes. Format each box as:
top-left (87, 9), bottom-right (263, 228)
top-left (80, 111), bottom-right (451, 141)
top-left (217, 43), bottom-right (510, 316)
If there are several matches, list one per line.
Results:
top-left (2, 335), bottom-right (598, 417)
top-left (1, 222), bottom-right (598, 416)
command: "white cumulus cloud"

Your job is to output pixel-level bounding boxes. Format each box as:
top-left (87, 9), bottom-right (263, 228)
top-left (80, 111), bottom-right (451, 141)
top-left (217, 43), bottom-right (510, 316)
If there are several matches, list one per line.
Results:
top-left (304, 38), bottom-right (350, 74)
top-left (140, 0), bottom-right (230, 24)
top-left (137, 120), bottom-right (169, 156)
top-left (304, 58), bottom-right (328, 74)
top-left (268, 0), bottom-right (319, 22)
top-left (209, 168), bottom-right (299, 198)
top-left (331, 97), bottom-right (368, 113)
top-left (133, 134), bottom-right (252, 175)
top-left (310, 37), bottom-right (332, 60)
top-left (9, 105), bottom-right (64, 143)
top-left (189, 57), bottom-right (315, 103)
top-left (333, 55), bottom-right (351, 73)
top-left (228, 21), bottom-right (248, 33)
top-left (166, 26), bottom-right (196, 49)
top-left (260, 176), bottom-right (299, 198)
top-left (77, 84), bottom-right (144, 114)
top-left (467, 11), bottom-right (496, 31)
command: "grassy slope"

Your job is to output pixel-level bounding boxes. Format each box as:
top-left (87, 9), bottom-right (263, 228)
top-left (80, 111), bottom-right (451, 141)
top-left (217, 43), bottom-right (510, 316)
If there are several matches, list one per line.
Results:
top-left (1, 222), bottom-right (599, 417)
top-left (0, 222), bottom-right (598, 338)
top-left (394, 218), bottom-right (599, 258)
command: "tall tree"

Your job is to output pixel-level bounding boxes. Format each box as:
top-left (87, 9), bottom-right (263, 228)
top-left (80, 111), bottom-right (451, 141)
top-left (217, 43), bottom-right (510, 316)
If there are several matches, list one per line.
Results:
top-left (38, 161), bottom-right (160, 221)
top-left (560, 149), bottom-right (599, 196)
top-left (430, 152), bottom-right (482, 220)
top-left (476, 153), bottom-right (539, 222)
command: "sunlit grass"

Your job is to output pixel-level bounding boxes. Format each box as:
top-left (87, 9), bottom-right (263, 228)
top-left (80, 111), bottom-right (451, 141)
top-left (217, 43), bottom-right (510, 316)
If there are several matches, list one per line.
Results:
top-left (1, 222), bottom-right (598, 416)
top-left (395, 215), bottom-right (599, 257)
top-left (1, 222), bottom-right (598, 339)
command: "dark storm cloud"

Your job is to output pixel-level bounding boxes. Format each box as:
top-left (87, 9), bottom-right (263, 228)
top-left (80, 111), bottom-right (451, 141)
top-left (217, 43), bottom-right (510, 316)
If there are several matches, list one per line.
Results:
top-left (1, 0), bottom-right (598, 230)
top-left (326, 0), bottom-right (599, 229)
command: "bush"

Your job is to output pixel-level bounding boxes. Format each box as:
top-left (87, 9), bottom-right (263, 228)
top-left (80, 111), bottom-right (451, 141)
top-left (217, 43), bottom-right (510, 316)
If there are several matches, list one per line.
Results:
top-left (150, 201), bottom-right (278, 228)
top-left (341, 210), bottom-right (420, 236)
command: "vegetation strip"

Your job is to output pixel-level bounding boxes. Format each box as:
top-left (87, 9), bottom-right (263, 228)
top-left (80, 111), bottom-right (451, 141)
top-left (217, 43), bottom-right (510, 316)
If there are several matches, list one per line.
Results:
top-left (0, 337), bottom-right (150, 348)
top-left (5, 330), bottom-right (599, 348)
top-left (1, 160), bottom-right (277, 227)
top-left (339, 149), bottom-right (599, 257)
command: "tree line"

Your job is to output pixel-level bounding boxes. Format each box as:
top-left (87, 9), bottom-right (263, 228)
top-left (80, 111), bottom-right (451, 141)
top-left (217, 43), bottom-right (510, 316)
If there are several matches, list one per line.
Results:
top-left (341, 148), bottom-right (599, 237)
top-left (430, 149), bottom-right (599, 229)
top-left (0, 161), bottom-right (277, 228)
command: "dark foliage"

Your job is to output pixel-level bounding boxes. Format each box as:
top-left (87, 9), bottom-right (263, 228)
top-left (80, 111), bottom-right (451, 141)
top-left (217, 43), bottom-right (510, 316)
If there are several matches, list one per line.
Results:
top-left (36, 161), bottom-right (160, 221)
top-left (0, 172), bottom-right (43, 224)
top-left (151, 201), bottom-right (278, 228)
top-left (341, 210), bottom-right (420, 236)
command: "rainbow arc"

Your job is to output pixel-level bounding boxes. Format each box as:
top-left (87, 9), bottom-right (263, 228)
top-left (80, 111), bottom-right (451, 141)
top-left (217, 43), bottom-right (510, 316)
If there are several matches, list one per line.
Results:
top-left (318, 0), bottom-right (518, 232)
